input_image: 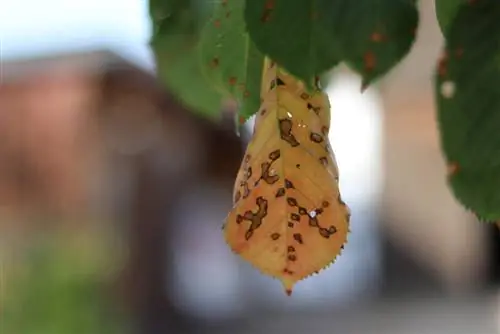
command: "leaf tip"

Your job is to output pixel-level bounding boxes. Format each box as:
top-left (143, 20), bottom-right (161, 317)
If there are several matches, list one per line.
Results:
top-left (281, 275), bottom-right (296, 296)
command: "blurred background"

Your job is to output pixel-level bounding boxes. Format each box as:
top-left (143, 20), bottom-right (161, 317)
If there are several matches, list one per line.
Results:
top-left (1, 1), bottom-right (500, 334)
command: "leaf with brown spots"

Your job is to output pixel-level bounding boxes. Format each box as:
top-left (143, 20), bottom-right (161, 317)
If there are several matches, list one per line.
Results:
top-left (435, 0), bottom-right (500, 221)
top-left (244, 0), bottom-right (419, 88)
top-left (223, 58), bottom-right (350, 295)
top-left (199, 0), bottom-right (265, 120)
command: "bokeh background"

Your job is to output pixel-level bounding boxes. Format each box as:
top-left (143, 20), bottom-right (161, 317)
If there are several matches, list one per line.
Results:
top-left (1, 1), bottom-right (500, 334)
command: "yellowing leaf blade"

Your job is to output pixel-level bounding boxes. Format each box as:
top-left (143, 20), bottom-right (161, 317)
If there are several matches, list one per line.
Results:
top-left (224, 59), bottom-right (350, 294)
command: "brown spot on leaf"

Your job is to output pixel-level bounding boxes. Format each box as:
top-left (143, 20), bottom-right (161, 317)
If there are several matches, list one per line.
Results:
top-left (214, 19), bottom-right (221, 27)
top-left (319, 228), bottom-right (332, 238)
top-left (275, 188), bottom-right (285, 198)
top-left (300, 92), bottom-right (310, 100)
top-left (210, 57), bottom-right (219, 68)
top-left (370, 32), bottom-right (383, 42)
top-left (319, 157), bottom-right (328, 166)
top-left (447, 162), bottom-right (459, 176)
top-left (298, 207), bottom-right (307, 215)
top-left (234, 190), bottom-right (241, 203)
top-left (291, 213), bottom-right (300, 221)
top-left (288, 246), bottom-right (295, 252)
top-left (296, 164), bottom-right (301, 169)
top-left (306, 102), bottom-right (321, 115)
top-left (309, 216), bottom-right (319, 227)
top-left (269, 149), bottom-right (281, 160)
top-left (285, 179), bottom-right (295, 189)
top-left (237, 197), bottom-right (269, 240)
top-left (364, 51), bottom-right (376, 72)
top-left (293, 233), bottom-right (303, 244)
top-left (287, 197), bottom-right (298, 207)
top-left (279, 119), bottom-right (300, 146)
top-left (229, 76), bottom-right (237, 85)
top-left (271, 233), bottom-right (280, 240)
top-left (288, 254), bottom-right (297, 261)
top-left (288, 222), bottom-right (294, 228)
top-left (310, 132), bottom-right (324, 143)
top-left (322, 200), bottom-right (330, 208)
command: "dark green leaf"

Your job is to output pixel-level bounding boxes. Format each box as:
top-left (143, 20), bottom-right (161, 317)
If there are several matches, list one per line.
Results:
top-left (327, 0), bottom-right (419, 87)
top-left (245, 0), bottom-right (418, 88)
top-left (149, 0), bottom-right (224, 118)
top-left (435, 0), bottom-right (464, 35)
top-left (244, 0), bottom-right (341, 85)
top-left (435, 0), bottom-right (500, 220)
top-left (199, 0), bottom-right (265, 120)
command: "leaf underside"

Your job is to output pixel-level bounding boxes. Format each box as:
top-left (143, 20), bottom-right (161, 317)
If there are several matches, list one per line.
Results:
top-left (435, 0), bottom-right (500, 221)
top-left (244, 0), bottom-right (419, 88)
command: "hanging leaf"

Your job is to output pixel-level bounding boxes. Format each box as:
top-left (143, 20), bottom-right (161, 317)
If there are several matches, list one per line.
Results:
top-left (435, 0), bottom-right (463, 35)
top-left (244, 0), bottom-right (341, 85)
top-left (223, 58), bottom-right (350, 294)
top-left (434, 0), bottom-right (500, 221)
top-left (150, 0), bottom-right (223, 118)
top-left (199, 0), bottom-right (265, 120)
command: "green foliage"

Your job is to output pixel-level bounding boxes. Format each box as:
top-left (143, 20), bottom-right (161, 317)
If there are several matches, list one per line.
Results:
top-left (435, 0), bottom-right (500, 220)
top-left (435, 0), bottom-right (463, 35)
top-left (199, 0), bottom-right (265, 120)
top-left (244, 0), bottom-right (341, 86)
top-left (244, 0), bottom-right (419, 87)
top-left (150, 0), bottom-right (223, 118)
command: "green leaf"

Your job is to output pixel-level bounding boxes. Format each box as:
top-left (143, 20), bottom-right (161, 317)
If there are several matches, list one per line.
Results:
top-left (434, 0), bottom-right (500, 220)
top-left (245, 0), bottom-right (418, 88)
top-left (149, 0), bottom-right (224, 118)
top-left (152, 35), bottom-right (223, 119)
top-left (327, 0), bottom-right (419, 87)
top-left (244, 0), bottom-right (341, 85)
top-left (435, 0), bottom-right (463, 35)
top-left (199, 0), bottom-right (265, 120)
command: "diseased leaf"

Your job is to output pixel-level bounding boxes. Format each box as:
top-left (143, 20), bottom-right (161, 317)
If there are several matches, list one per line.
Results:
top-left (199, 0), bottom-right (265, 120)
top-left (244, 0), bottom-right (341, 85)
top-left (435, 0), bottom-right (500, 220)
top-left (223, 59), bottom-right (350, 294)
top-left (149, 0), bottom-right (223, 118)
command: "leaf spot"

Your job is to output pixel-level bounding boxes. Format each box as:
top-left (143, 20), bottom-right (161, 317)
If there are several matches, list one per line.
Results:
top-left (441, 81), bottom-right (456, 99)
top-left (370, 32), bottom-right (383, 42)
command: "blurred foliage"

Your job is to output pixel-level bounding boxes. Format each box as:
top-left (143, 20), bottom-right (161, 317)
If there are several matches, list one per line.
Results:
top-left (434, 0), bottom-right (500, 221)
top-left (1, 229), bottom-right (129, 334)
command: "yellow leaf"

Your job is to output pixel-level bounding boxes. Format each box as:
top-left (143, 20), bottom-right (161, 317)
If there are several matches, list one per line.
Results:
top-left (223, 58), bottom-right (351, 295)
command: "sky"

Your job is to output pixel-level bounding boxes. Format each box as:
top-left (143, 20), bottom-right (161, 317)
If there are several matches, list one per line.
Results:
top-left (0, 0), bottom-right (154, 68)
